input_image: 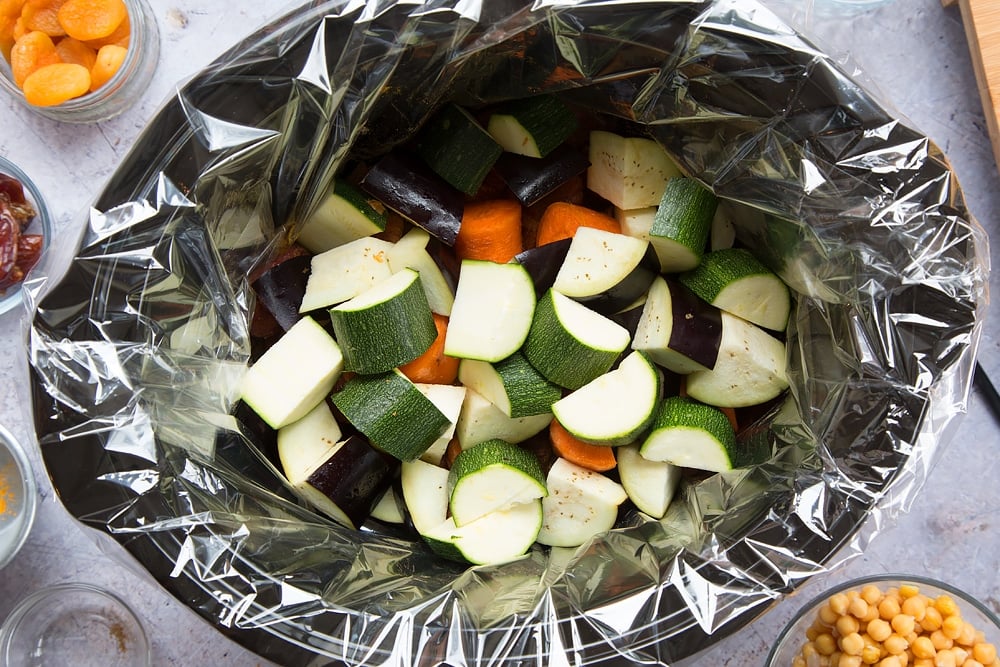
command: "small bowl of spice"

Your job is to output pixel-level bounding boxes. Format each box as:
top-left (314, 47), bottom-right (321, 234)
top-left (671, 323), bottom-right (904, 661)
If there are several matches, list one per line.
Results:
top-left (0, 0), bottom-right (159, 122)
top-left (0, 423), bottom-right (37, 570)
top-left (766, 575), bottom-right (1000, 667)
top-left (0, 583), bottom-right (152, 666)
top-left (0, 154), bottom-right (50, 316)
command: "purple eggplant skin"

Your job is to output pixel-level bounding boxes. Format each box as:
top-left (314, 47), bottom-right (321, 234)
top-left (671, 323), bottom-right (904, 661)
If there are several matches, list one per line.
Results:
top-left (511, 238), bottom-right (573, 298)
top-left (664, 279), bottom-right (723, 370)
top-left (571, 244), bottom-right (660, 316)
top-left (494, 146), bottom-right (590, 207)
top-left (609, 300), bottom-right (646, 338)
top-left (360, 153), bottom-right (464, 246)
top-left (251, 254), bottom-right (312, 332)
top-left (305, 434), bottom-right (400, 529)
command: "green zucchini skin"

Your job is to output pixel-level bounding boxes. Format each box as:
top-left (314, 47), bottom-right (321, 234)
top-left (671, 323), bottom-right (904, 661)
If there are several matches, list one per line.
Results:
top-left (332, 370), bottom-right (451, 462)
top-left (447, 439), bottom-right (547, 496)
top-left (487, 95), bottom-right (578, 158)
top-left (639, 396), bottom-right (738, 473)
top-left (330, 270), bottom-right (437, 375)
top-left (415, 104), bottom-right (503, 196)
top-left (459, 353), bottom-right (562, 418)
top-left (297, 180), bottom-right (387, 254)
top-left (650, 177), bottom-right (717, 269)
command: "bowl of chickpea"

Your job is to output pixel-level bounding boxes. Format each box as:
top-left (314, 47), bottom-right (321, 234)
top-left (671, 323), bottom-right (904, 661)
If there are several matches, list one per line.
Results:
top-left (766, 575), bottom-right (1000, 667)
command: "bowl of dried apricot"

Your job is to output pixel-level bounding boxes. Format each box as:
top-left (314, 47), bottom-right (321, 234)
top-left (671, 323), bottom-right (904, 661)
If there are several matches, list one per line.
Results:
top-left (766, 576), bottom-right (1000, 667)
top-left (0, 0), bottom-right (159, 122)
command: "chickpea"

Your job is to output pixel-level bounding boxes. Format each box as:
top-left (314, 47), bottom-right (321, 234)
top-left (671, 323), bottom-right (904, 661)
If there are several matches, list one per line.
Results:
top-left (850, 598), bottom-right (871, 620)
top-left (815, 633), bottom-right (837, 656)
top-left (842, 633), bottom-right (867, 656)
top-left (935, 650), bottom-right (956, 667)
top-left (862, 644), bottom-right (883, 664)
top-left (973, 644), bottom-right (997, 665)
top-left (903, 596), bottom-right (928, 622)
top-left (913, 636), bottom-right (938, 660)
top-left (820, 605), bottom-right (841, 626)
top-left (900, 585), bottom-right (920, 599)
top-left (880, 657), bottom-right (903, 667)
top-left (840, 657), bottom-right (863, 667)
top-left (861, 585), bottom-right (884, 605)
top-left (869, 620), bottom-right (894, 643)
top-left (932, 630), bottom-right (955, 651)
top-left (958, 623), bottom-right (978, 648)
top-left (830, 594), bottom-right (850, 616)
top-left (962, 660), bottom-right (985, 667)
top-left (935, 596), bottom-right (959, 618)
top-left (838, 615), bottom-right (861, 636)
top-left (893, 615), bottom-right (917, 637)
top-left (922, 608), bottom-right (944, 633)
top-left (880, 598), bottom-right (903, 621)
top-left (943, 616), bottom-right (965, 640)
top-left (884, 634), bottom-right (909, 655)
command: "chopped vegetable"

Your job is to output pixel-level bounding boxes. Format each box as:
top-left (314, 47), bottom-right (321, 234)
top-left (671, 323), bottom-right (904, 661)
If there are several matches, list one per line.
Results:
top-left (454, 199), bottom-right (523, 264)
top-left (536, 201), bottom-right (621, 246)
top-left (548, 418), bottom-right (615, 473)
top-left (399, 313), bottom-right (460, 385)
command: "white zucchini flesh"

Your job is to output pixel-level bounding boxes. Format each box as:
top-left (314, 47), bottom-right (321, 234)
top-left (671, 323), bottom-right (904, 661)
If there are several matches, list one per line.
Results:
top-left (632, 276), bottom-right (710, 374)
top-left (550, 289), bottom-right (631, 352)
top-left (535, 458), bottom-right (627, 548)
top-left (551, 351), bottom-right (660, 445)
top-left (455, 389), bottom-right (552, 450)
top-left (296, 184), bottom-right (385, 254)
top-left (587, 130), bottom-right (682, 209)
top-left (552, 227), bottom-right (652, 299)
top-left (415, 383), bottom-right (466, 464)
top-left (641, 426), bottom-right (735, 473)
top-left (369, 486), bottom-right (406, 524)
top-left (712, 274), bottom-right (790, 333)
top-left (710, 204), bottom-right (737, 251)
top-left (685, 312), bottom-right (788, 408)
top-left (423, 500), bottom-right (542, 565)
top-left (449, 465), bottom-right (547, 527)
top-left (387, 227), bottom-right (455, 316)
top-left (444, 260), bottom-right (536, 362)
top-left (400, 459), bottom-right (451, 536)
top-left (299, 237), bottom-right (395, 312)
top-left (458, 359), bottom-right (514, 416)
top-left (615, 206), bottom-right (706, 273)
top-left (240, 316), bottom-right (344, 429)
top-left (487, 114), bottom-right (544, 158)
top-left (616, 444), bottom-right (681, 519)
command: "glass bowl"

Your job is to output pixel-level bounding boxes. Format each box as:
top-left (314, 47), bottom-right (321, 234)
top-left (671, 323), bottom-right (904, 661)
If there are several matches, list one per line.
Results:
top-left (0, 583), bottom-right (152, 667)
top-left (0, 154), bottom-right (51, 316)
top-left (765, 575), bottom-right (1000, 667)
top-left (0, 0), bottom-right (159, 123)
top-left (0, 423), bottom-right (37, 570)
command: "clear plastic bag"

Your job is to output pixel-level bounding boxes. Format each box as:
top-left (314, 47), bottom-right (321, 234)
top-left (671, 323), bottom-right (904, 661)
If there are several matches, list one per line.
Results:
top-left (25, 1), bottom-right (988, 664)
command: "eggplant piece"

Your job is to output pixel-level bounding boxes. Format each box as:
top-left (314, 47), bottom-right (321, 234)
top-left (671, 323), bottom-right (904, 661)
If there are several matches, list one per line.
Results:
top-left (494, 145), bottom-right (590, 207)
top-left (511, 238), bottom-right (572, 298)
top-left (633, 277), bottom-right (723, 374)
top-left (251, 254), bottom-right (312, 332)
top-left (552, 227), bottom-right (660, 316)
top-left (609, 296), bottom-right (647, 338)
top-left (360, 152), bottom-right (464, 246)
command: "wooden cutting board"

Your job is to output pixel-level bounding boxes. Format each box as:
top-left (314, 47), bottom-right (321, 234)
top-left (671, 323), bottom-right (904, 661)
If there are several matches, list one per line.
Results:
top-left (944, 0), bottom-right (1000, 174)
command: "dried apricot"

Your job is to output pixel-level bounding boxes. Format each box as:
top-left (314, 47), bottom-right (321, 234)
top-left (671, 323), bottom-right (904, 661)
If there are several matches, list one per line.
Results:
top-left (11, 13), bottom-right (25, 38)
top-left (57, 0), bottom-right (125, 41)
top-left (82, 8), bottom-right (125, 48)
top-left (10, 30), bottom-right (59, 87)
top-left (88, 41), bottom-right (123, 90)
top-left (21, 0), bottom-right (67, 37)
top-left (22, 61), bottom-right (89, 105)
top-left (54, 34), bottom-right (94, 68)
top-left (0, 15), bottom-right (16, 60)
top-left (0, 0), bottom-right (23, 19)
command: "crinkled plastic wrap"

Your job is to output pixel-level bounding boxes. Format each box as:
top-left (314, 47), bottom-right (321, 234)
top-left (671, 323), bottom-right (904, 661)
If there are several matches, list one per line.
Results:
top-left (24, 1), bottom-right (988, 665)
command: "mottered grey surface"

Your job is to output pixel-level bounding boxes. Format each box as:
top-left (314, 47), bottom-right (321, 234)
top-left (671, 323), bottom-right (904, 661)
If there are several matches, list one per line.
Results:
top-left (0, 1), bottom-right (997, 665)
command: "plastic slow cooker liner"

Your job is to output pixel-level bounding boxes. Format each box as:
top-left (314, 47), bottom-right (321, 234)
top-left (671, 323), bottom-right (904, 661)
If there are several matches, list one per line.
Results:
top-left (23, 0), bottom-right (988, 665)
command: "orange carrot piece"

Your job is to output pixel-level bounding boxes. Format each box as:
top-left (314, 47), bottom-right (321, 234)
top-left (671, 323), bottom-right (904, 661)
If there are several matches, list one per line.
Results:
top-left (535, 201), bottom-right (621, 246)
top-left (21, 0), bottom-right (66, 37)
top-left (57, 0), bottom-right (124, 41)
top-left (88, 41), bottom-right (123, 90)
top-left (548, 418), bottom-right (617, 472)
top-left (398, 313), bottom-right (460, 385)
top-left (54, 35), bottom-right (93, 68)
top-left (10, 30), bottom-right (58, 87)
top-left (83, 8), bottom-right (126, 48)
top-left (22, 61), bottom-right (88, 105)
top-left (455, 199), bottom-right (523, 264)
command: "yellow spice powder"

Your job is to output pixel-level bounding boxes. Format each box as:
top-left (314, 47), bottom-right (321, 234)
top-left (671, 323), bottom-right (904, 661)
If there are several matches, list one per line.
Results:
top-left (0, 462), bottom-right (15, 516)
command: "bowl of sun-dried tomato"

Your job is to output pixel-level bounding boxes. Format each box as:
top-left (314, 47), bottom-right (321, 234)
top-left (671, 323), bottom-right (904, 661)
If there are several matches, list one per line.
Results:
top-left (0, 155), bottom-right (49, 316)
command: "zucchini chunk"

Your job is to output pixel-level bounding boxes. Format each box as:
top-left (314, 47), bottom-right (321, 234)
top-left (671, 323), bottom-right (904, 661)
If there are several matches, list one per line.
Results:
top-left (423, 499), bottom-right (542, 566)
top-left (455, 389), bottom-right (553, 450)
top-left (299, 236), bottom-right (395, 313)
top-left (414, 383), bottom-right (466, 465)
top-left (616, 444), bottom-right (681, 519)
top-left (447, 439), bottom-right (547, 526)
top-left (535, 458), bottom-right (627, 548)
top-left (415, 104), bottom-right (502, 196)
top-left (552, 227), bottom-right (659, 315)
top-left (523, 289), bottom-right (631, 390)
top-left (551, 351), bottom-right (661, 446)
top-left (639, 396), bottom-right (738, 473)
top-left (458, 353), bottom-right (561, 418)
top-left (679, 247), bottom-right (791, 331)
top-left (296, 180), bottom-right (387, 254)
top-left (332, 369), bottom-right (451, 461)
top-left (444, 260), bottom-right (536, 362)
top-left (648, 177), bottom-right (717, 272)
top-left (487, 95), bottom-right (577, 158)
top-left (330, 268), bottom-right (437, 374)
top-left (400, 458), bottom-right (450, 536)
top-left (684, 312), bottom-right (788, 408)
top-left (587, 130), bottom-right (682, 209)
top-left (632, 276), bottom-right (723, 374)
top-left (240, 316), bottom-right (344, 429)
top-left (369, 485), bottom-right (406, 525)
top-left (386, 227), bottom-right (455, 316)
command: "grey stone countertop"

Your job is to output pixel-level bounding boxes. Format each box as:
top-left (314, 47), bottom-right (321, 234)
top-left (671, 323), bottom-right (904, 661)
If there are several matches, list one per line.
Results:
top-left (0, 1), bottom-right (997, 665)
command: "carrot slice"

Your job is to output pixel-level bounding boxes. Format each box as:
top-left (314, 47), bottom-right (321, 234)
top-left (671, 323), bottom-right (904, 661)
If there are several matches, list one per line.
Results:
top-left (398, 313), bottom-right (460, 385)
top-left (22, 61), bottom-right (88, 105)
top-left (535, 201), bottom-right (621, 246)
top-left (10, 30), bottom-right (58, 87)
top-left (21, 0), bottom-right (66, 37)
top-left (88, 41), bottom-right (124, 90)
top-left (455, 199), bottom-right (523, 264)
top-left (548, 418), bottom-right (617, 472)
top-left (54, 35), bottom-right (94, 68)
top-left (57, 0), bottom-right (125, 41)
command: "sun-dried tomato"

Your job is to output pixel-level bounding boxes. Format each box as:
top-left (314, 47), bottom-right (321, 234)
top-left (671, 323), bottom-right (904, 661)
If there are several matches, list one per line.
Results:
top-left (0, 210), bottom-right (20, 291)
top-left (0, 174), bottom-right (26, 205)
top-left (16, 233), bottom-right (43, 276)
